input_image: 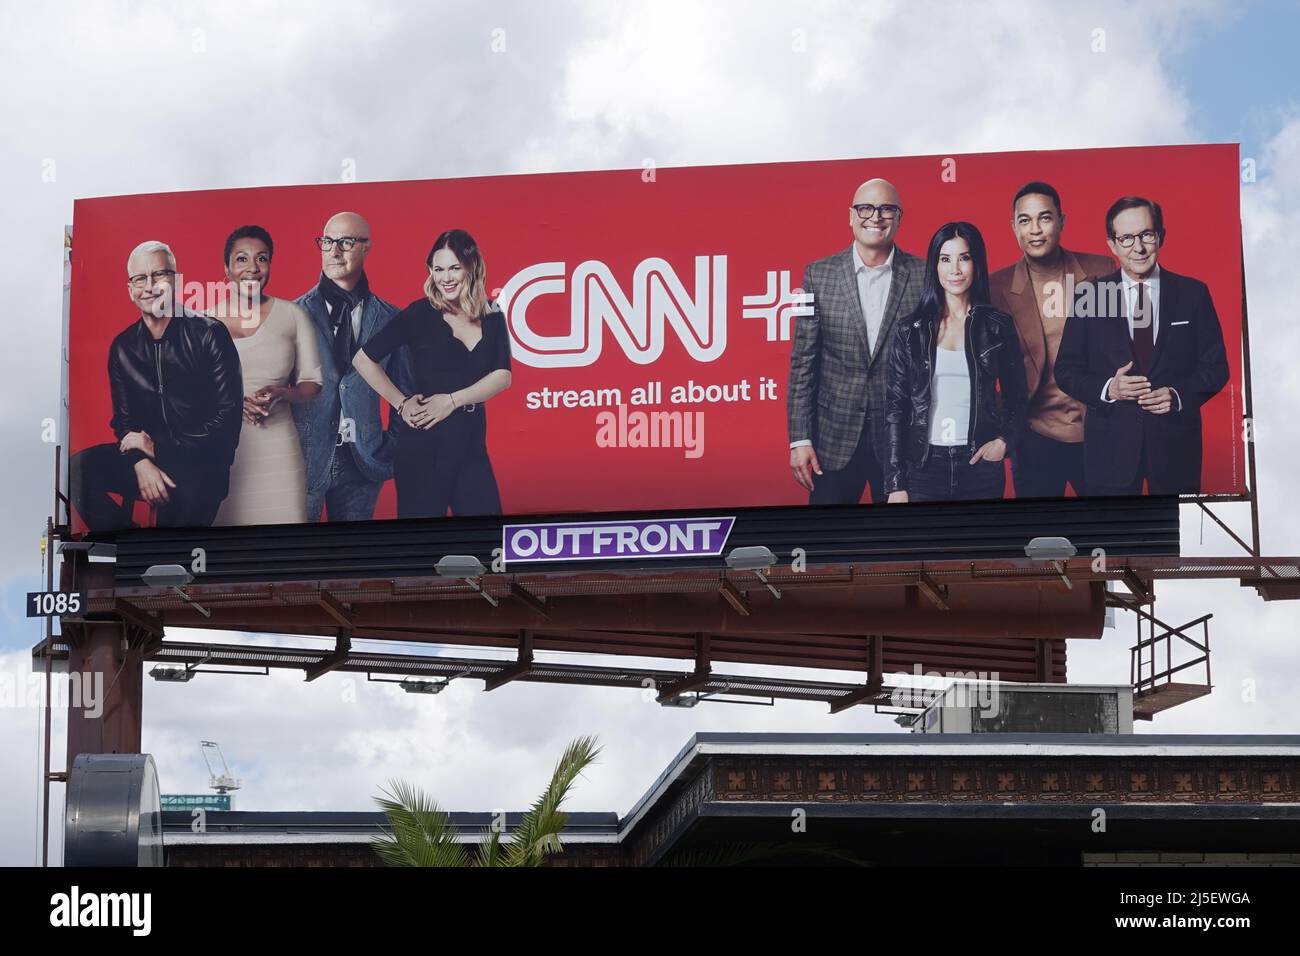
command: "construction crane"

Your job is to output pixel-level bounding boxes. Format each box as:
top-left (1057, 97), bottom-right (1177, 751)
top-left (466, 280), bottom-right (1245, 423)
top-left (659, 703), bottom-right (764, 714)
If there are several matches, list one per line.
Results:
top-left (200, 740), bottom-right (242, 796)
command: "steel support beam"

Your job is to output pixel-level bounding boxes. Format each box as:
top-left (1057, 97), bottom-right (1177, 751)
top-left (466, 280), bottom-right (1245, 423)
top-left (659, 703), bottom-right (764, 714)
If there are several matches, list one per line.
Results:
top-left (508, 584), bottom-right (549, 620)
top-left (718, 579), bottom-right (751, 616)
top-left (1120, 569), bottom-right (1152, 604)
top-left (657, 633), bottom-right (711, 702)
top-left (483, 630), bottom-right (534, 691)
top-left (62, 554), bottom-right (145, 765)
top-left (916, 572), bottom-right (950, 611)
top-left (304, 631), bottom-right (351, 682)
top-left (152, 582), bottom-right (1104, 640)
top-left (828, 635), bottom-right (886, 713)
top-left (112, 599), bottom-right (164, 637)
top-left (317, 590), bottom-right (354, 629)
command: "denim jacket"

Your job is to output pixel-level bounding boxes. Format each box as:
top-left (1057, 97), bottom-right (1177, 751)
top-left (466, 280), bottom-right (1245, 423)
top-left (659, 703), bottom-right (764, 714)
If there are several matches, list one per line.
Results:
top-left (292, 286), bottom-right (412, 492)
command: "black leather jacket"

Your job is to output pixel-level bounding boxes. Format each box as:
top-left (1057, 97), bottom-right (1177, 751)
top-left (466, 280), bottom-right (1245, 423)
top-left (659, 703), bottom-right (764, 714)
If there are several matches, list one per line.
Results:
top-left (107, 310), bottom-right (243, 475)
top-left (884, 304), bottom-right (1027, 494)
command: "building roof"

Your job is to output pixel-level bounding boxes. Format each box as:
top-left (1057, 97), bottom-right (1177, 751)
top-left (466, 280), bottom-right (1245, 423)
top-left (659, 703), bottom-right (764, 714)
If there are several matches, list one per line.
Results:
top-left (164, 733), bottom-right (1300, 848)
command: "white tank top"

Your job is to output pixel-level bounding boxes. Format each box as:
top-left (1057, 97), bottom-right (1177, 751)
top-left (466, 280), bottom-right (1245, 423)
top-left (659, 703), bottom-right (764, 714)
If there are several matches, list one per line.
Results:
top-left (928, 344), bottom-right (970, 446)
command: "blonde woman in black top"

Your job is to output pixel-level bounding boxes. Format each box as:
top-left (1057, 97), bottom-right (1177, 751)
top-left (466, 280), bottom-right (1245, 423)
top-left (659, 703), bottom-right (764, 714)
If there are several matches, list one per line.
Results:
top-left (352, 229), bottom-right (512, 517)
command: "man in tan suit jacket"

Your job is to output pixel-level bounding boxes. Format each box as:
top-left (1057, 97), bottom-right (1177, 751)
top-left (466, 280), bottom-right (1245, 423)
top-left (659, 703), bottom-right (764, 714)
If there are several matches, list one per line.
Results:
top-left (990, 181), bottom-right (1113, 498)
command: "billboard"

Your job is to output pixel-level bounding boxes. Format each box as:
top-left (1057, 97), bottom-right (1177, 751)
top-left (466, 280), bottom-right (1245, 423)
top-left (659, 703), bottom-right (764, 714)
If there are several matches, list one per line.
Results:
top-left (66, 144), bottom-right (1245, 536)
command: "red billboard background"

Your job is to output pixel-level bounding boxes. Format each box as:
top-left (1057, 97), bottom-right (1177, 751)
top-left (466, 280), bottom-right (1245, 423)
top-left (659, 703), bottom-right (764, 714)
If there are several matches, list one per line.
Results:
top-left (67, 143), bottom-right (1245, 529)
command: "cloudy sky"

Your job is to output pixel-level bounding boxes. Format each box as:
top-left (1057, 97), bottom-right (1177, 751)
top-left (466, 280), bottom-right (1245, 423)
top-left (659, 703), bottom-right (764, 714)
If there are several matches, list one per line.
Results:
top-left (2, 0), bottom-right (1299, 866)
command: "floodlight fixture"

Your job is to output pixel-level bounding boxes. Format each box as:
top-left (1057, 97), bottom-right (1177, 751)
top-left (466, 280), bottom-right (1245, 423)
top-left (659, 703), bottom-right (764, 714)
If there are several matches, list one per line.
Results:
top-left (150, 665), bottom-right (195, 683)
top-left (435, 554), bottom-right (498, 607)
top-left (141, 563), bottom-right (211, 616)
top-left (435, 555), bottom-right (486, 577)
top-left (725, 545), bottom-right (781, 599)
top-left (1024, 537), bottom-right (1077, 561)
top-left (659, 693), bottom-right (699, 708)
top-left (400, 677), bottom-right (447, 695)
top-left (141, 564), bottom-right (192, 588)
top-left (725, 546), bottom-right (777, 571)
top-left (1024, 536), bottom-right (1077, 590)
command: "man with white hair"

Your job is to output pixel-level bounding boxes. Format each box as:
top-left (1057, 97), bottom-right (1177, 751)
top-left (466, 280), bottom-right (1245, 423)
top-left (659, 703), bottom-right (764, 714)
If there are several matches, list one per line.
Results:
top-left (70, 241), bottom-right (243, 529)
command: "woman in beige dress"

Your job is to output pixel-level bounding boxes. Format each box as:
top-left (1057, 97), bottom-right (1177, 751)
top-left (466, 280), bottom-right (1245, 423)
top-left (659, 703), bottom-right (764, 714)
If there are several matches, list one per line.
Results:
top-left (214, 225), bottom-right (323, 525)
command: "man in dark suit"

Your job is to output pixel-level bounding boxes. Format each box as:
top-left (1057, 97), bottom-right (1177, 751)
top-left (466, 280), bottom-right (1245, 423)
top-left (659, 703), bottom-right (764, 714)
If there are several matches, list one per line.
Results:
top-left (1055, 196), bottom-right (1229, 495)
top-left (990, 181), bottom-right (1114, 498)
top-left (788, 178), bottom-right (924, 504)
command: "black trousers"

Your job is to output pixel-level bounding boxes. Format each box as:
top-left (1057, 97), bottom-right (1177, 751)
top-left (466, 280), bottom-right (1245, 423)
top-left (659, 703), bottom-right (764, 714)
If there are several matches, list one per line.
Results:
top-left (70, 443), bottom-right (227, 530)
top-left (395, 415), bottom-right (502, 518)
top-left (1087, 441), bottom-right (1148, 497)
top-left (908, 445), bottom-right (1008, 502)
top-left (808, 426), bottom-right (885, 506)
top-left (1011, 428), bottom-right (1086, 499)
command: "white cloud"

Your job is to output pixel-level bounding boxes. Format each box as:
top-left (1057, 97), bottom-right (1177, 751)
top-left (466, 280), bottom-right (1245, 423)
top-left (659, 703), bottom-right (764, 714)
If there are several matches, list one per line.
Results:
top-left (521, 0), bottom-right (1208, 171)
top-left (0, 0), bottom-right (595, 577)
top-left (4, 0), bottom-right (1300, 868)
top-left (0, 650), bottom-right (65, 866)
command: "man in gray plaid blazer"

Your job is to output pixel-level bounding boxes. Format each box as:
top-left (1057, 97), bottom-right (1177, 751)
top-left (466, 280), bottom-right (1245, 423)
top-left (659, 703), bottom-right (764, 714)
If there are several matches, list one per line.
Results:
top-left (788, 178), bottom-right (924, 504)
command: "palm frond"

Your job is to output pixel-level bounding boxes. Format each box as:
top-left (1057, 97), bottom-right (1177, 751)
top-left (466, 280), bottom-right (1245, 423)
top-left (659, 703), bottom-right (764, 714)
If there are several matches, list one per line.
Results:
top-left (476, 822), bottom-right (504, 867)
top-left (371, 778), bottom-right (469, 867)
top-left (504, 735), bottom-right (601, 867)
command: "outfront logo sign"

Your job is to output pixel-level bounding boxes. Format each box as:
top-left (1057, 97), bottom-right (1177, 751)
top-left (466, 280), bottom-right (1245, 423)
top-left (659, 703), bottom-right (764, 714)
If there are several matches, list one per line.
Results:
top-left (503, 516), bottom-right (735, 565)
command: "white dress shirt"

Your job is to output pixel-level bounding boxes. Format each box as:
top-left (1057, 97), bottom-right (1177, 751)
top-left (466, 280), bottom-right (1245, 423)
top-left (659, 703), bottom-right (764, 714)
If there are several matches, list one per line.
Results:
top-left (1100, 266), bottom-right (1180, 410)
top-left (790, 245), bottom-right (895, 451)
top-left (856, 244), bottom-right (895, 357)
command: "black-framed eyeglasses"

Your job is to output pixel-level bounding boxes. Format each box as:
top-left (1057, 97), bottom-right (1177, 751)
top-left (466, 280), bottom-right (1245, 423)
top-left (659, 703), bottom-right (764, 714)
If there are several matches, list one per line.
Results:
top-left (315, 236), bottom-right (369, 252)
top-left (127, 269), bottom-right (176, 289)
top-left (852, 203), bottom-right (902, 221)
top-left (1111, 230), bottom-right (1160, 248)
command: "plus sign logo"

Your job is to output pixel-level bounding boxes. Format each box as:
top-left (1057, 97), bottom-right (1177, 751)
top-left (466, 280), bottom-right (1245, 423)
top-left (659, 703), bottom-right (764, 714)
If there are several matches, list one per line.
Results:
top-left (742, 270), bottom-right (813, 342)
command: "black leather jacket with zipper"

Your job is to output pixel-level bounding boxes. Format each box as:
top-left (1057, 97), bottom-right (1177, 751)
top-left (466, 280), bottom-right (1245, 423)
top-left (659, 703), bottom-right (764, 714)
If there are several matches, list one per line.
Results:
top-left (107, 309), bottom-right (243, 476)
top-left (884, 303), bottom-right (1027, 494)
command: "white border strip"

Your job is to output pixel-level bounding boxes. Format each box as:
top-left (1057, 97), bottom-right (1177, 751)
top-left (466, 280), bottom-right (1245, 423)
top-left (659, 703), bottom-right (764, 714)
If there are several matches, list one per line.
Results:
top-left (501, 516), bottom-right (735, 565)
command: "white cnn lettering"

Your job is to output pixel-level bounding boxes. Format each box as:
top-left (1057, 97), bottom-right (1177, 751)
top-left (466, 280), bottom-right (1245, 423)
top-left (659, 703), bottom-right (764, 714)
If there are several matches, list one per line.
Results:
top-left (499, 256), bottom-right (728, 368)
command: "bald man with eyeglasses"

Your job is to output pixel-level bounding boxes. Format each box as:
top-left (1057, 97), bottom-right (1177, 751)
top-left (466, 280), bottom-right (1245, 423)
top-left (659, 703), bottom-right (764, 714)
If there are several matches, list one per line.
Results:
top-left (787, 178), bottom-right (924, 505)
top-left (293, 211), bottom-right (413, 521)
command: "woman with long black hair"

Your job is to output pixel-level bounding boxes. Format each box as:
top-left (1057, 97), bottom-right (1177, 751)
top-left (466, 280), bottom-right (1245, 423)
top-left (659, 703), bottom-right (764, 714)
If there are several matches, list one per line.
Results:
top-left (884, 221), bottom-right (1026, 502)
top-left (352, 229), bottom-right (511, 517)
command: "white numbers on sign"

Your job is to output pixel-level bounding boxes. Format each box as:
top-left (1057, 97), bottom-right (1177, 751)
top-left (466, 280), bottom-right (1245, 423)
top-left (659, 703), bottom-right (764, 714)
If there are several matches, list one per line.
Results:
top-left (31, 592), bottom-right (81, 615)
